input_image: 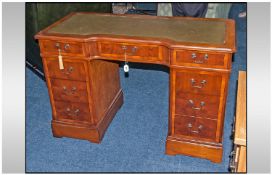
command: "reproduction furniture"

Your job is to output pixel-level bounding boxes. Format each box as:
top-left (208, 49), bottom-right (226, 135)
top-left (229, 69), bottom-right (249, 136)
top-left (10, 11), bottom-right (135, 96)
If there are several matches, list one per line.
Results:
top-left (35, 12), bottom-right (236, 163)
top-left (229, 71), bottom-right (246, 172)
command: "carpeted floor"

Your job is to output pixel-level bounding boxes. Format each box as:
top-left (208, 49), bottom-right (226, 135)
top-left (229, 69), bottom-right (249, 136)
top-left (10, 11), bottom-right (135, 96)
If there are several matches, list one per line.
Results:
top-left (26, 3), bottom-right (246, 172)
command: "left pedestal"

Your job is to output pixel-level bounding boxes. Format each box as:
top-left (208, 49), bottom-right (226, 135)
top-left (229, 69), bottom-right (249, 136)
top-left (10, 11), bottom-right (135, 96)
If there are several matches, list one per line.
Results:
top-left (40, 47), bottom-right (123, 143)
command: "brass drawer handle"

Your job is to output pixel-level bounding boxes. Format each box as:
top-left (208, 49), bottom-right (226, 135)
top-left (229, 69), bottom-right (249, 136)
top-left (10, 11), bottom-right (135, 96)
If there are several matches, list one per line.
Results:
top-left (191, 53), bottom-right (197, 59)
top-left (191, 53), bottom-right (208, 64)
top-left (187, 123), bottom-right (203, 134)
top-left (63, 86), bottom-right (77, 95)
top-left (191, 79), bottom-right (207, 88)
top-left (61, 66), bottom-right (74, 75)
top-left (55, 43), bottom-right (70, 50)
top-left (64, 44), bottom-right (70, 50)
top-left (66, 107), bottom-right (80, 116)
top-left (122, 45), bottom-right (127, 51)
top-left (131, 46), bottom-right (138, 54)
top-left (188, 100), bottom-right (205, 110)
top-left (122, 45), bottom-right (138, 55)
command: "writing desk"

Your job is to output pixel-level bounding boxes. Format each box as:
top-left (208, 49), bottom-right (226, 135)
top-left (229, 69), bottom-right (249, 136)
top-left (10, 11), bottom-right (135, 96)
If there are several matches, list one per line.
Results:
top-left (35, 12), bottom-right (236, 163)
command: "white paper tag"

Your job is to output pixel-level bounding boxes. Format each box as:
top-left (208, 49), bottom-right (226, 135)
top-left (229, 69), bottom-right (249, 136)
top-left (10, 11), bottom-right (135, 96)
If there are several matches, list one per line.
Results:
top-left (124, 64), bottom-right (129, 72)
top-left (58, 55), bottom-right (64, 70)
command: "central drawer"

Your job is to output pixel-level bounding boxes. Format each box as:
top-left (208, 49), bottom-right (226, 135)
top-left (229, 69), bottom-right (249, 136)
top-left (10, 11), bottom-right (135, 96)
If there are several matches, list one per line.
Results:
top-left (97, 41), bottom-right (161, 61)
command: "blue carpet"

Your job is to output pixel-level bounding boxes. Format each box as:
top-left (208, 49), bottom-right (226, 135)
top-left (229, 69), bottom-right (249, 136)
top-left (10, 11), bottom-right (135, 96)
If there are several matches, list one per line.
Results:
top-left (26, 3), bottom-right (246, 172)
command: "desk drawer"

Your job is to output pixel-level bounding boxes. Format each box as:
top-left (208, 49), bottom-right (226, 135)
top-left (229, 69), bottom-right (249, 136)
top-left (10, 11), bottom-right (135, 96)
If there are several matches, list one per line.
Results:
top-left (175, 93), bottom-right (220, 119)
top-left (98, 42), bottom-right (161, 61)
top-left (175, 70), bottom-right (222, 96)
top-left (172, 50), bottom-right (229, 69)
top-left (51, 79), bottom-right (89, 103)
top-left (44, 57), bottom-right (87, 81)
top-left (174, 115), bottom-right (217, 141)
top-left (55, 101), bottom-right (91, 123)
top-left (40, 40), bottom-right (84, 56)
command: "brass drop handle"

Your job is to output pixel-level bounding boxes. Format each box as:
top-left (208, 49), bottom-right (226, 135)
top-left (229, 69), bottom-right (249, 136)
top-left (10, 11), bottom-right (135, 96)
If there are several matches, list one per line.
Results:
top-left (187, 123), bottom-right (203, 134)
top-left (191, 53), bottom-right (197, 59)
top-left (122, 45), bottom-right (127, 51)
top-left (62, 66), bottom-right (74, 75)
top-left (64, 44), bottom-right (70, 50)
top-left (191, 53), bottom-right (208, 64)
top-left (67, 66), bottom-right (73, 73)
top-left (188, 100), bottom-right (205, 110)
top-left (66, 107), bottom-right (80, 116)
top-left (131, 46), bottom-right (138, 54)
top-left (191, 125), bottom-right (203, 134)
top-left (122, 45), bottom-right (137, 55)
top-left (191, 79), bottom-right (207, 88)
top-left (63, 86), bottom-right (77, 95)
top-left (204, 54), bottom-right (209, 59)
top-left (187, 123), bottom-right (193, 128)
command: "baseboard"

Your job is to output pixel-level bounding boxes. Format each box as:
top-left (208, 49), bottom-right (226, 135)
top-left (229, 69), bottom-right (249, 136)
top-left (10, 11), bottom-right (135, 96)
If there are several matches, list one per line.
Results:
top-left (52, 121), bottom-right (100, 143)
top-left (165, 136), bottom-right (223, 163)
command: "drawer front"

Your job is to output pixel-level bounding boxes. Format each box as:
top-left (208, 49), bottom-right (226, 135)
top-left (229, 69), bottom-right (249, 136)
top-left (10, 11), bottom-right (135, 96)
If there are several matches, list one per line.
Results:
top-left (175, 70), bottom-right (222, 96)
top-left (98, 42), bottom-right (161, 61)
top-left (54, 101), bottom-right (91, 123)
top-left (44, 57), bottom-right (87, 81)
top-left (172, 50), bottom-right (229, 69)
top-left (51, 79), bottom-right (89, 103)
top-left (175, 93), bottom-right (220, 119)
top-left (40, 40), bottom-right (84, 56)
top-left (174, 115), bottom-right (217, 141)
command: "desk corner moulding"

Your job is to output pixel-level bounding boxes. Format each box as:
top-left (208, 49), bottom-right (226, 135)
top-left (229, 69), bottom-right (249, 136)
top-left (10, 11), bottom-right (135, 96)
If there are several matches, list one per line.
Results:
top-left (34, 12), bottom-right (236, 163)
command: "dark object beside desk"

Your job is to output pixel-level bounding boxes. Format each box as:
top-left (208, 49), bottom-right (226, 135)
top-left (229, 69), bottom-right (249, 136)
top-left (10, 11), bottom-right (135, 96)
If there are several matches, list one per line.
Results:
top-left (35, 12), bottom-right (236, 163)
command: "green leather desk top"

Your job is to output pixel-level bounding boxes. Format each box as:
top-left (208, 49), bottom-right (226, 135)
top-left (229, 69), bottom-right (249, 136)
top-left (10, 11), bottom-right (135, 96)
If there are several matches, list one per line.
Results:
top-left (47, 13), bottom-right (227, 44)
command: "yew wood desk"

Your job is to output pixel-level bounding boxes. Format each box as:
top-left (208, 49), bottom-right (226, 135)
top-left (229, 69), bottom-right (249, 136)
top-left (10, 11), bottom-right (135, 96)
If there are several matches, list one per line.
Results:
top-left (35, 12), bottom-right (236, 163)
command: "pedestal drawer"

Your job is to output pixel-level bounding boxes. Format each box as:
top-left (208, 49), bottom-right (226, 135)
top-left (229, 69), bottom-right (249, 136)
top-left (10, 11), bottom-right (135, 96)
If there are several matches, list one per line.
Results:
top-left (172, 50), bottom-right (230, 69)
top-left (51, 79), bottom-right (89, 103)
top-left (44, 57), bottom-right (88, 81)
top-left (175, 70), bottom-right (222, 96)
top-left (174, 115), bottom-right (217, 141)
top-left (175, 93), bottom-right (220, 119)
top-left (40, 40), bottom-right (84, 56)
top-left (54, 101), bottom-right (91, 123)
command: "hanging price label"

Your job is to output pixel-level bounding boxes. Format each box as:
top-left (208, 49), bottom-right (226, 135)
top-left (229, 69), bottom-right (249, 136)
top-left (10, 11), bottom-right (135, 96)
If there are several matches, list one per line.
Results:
top-left (58, 49), bottom-right (64, 70)
top-left (124, 64), bottom-right (129, 72)
top-left (122, 45), bottom-right (129, 73)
